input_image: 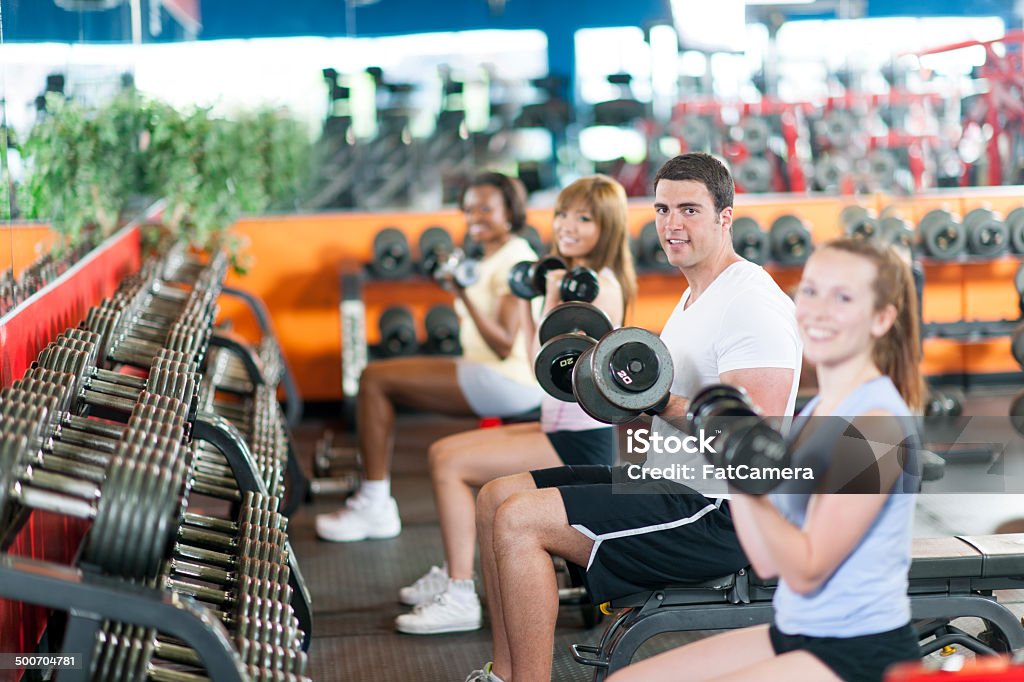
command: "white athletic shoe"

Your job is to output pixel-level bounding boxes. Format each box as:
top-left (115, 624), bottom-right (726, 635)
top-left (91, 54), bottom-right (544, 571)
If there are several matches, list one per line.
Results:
top-left (395, 590), bottom-right (482, 635)
top-left (464, 662), bottom-right (501, 682)
top-left (398, 565), bottom-right (449, 606)
top-left (315, 495), bottom-right (401, 542)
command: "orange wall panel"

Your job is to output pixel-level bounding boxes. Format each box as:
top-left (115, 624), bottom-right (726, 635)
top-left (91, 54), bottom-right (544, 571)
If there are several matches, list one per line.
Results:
top-left (221, 187), bottom-right (1024, 402)
top-left (0, 224), bottom-right (56, 278)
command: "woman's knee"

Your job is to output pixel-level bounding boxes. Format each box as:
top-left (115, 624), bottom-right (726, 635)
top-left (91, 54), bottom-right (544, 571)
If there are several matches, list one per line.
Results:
top-left (428, 438), bottom-right (462, 477)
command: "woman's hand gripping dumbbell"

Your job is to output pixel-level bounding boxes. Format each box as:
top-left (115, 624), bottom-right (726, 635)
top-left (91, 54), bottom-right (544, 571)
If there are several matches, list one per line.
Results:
top-left (566, 327), bottom-right (792, 494)
top-left (508, 256), bottom-right (599, 303)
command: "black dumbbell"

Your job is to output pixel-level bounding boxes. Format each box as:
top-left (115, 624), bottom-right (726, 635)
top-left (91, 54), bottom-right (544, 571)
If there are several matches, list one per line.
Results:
top-left (918, 209), bottom-right (966, 260)
top-left (732, 216), bottom-right (769, 265)
top-left (735, 156), bottom-right (772, 193)
top-left (769, 215), bottom-right (812, 266)
top-left (424, 305), bottom-right (461, 355)
top-left (571, 327), bottom-right (674, 423)
top-left (687, 384), bottom-right (791, 495)
top-left (924, 388), bottom-right (964, 417)
top-left (418, 226), bottom-right (455, 276)
top-left (377, 306), bottom-right (418, 357)
top-left (879, 216), bottom-right (915, 250)
top-left (369, 227), bottom-right (413, 279)
top-left (740, 117), bottom-right (771, 155)
top-left (534, 302), bottom-right (614, 402)
top-left (1007, 207), bottom-right (1024, 255)
top-left (1010, 321), bottom-right (1024, 369)
top-left (840, 205), bottom-right (879, 241)
top-left (508, 256), bottom-right (599, 302)
top-left (636, 221), bottom-right (672, 271)
top-left (964, 208), bottom-right (1008, 258)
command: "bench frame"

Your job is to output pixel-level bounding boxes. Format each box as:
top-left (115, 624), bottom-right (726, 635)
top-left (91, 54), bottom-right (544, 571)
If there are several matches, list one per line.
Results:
top-left (571, 538), bottom-right (1024, 680)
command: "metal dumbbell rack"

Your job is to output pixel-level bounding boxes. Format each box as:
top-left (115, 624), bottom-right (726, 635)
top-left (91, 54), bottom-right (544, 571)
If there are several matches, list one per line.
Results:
top-left (0, 249), bottom-right (313, 682)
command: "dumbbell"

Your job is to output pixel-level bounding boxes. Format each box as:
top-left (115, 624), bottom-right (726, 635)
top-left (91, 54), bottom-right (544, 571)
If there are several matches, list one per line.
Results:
top-left (35, 338), bottom-right (200, 422)
top-left (571, 327), bottom-right (674, 424)
top-left (369, 227), bottom-right (413, 279)
top-left (687, 384), bottom-right (791, 495)
top-left (867, 149), bottom-right (898, 187)
top-left (1010, 321), bottom-right (1024, 369)
top-left (2, 383), bottom-right (240, 503)
top-left (740, 117), bottom-right (771, 155)
top-left (924, 388), bottom-right (964, 418)
top-left (636, 221), bottom-right (672, 271)
top-left (769, 215), bottom-right (812, 266)
top-left (840, 205), bottom-right (880, 241)
top-left (90, 622), bottom-right (311, 682)
top-left (1007, 207), bottom-right (1024, 255)
top-left (813, 155), bottom-right (848, 192)
top-left (734, 156), bottom-right (772, 193)
top-left (569, 332), bottom-right (791, 493)
top-left (508, 256), bottom-right (599, 302)
top-left (878, 216), bottom-right (915, 250)
top-left (0, 405), bottom-right (188, 580)
top-left (377, 306), bottom-right (418, 357)
top-left (418, 226), bottom-right (455, 276)
top-left (963, 208), bottom-right (1008, 257)
top-left (424, 305), bottom-right (461, 355)
top-left (732, 217), bottom-right (769, 265)
top-left (534, 302), bottom-right (614, 402)
top-left (918, 209), bottom-right (966, 259)
top-left (432, 249), bottom-right (481, 289)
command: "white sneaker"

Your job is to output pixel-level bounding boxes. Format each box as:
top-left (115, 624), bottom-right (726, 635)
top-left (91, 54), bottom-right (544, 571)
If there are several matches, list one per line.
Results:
top-left (315, 495), bottom-right (401, 542)
top-left (395, 590), bottom-right (482, 635)
top-left (464, 662), bottom-right (501, 682)
top-left (398, 565), bottom-right (449, 606)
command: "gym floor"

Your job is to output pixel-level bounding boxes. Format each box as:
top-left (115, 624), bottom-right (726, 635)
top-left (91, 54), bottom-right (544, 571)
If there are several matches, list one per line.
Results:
top-left (289, 386), bottom-right (1024, 682)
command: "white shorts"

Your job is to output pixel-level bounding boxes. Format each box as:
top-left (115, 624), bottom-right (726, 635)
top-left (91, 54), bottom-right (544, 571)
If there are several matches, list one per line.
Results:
top-left (456, 360), bottom-right (542, 417)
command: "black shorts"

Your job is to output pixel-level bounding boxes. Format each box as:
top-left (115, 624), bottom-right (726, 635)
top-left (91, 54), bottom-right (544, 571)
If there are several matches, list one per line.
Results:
top-left (769, 622), bottom-right (920, 682)
top-left (545, 428), bottom-right (616, 467)
top-left (530, 464), bottom-right (747, 603)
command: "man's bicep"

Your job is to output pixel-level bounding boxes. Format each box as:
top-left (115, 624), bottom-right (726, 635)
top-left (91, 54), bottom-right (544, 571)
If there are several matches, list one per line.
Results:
top-left (719, 367), bottom-right (796, 416)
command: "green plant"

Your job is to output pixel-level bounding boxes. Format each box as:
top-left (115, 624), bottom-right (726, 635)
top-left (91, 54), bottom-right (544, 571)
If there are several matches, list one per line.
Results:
top-left (20, 92), bottom-right (312, 262)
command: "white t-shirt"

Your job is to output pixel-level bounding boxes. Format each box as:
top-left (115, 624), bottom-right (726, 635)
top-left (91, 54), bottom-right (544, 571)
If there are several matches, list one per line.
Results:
top-left (455, 236), bottom-right (538, 385)
top-left (642, 260), bottom-right (802, 496)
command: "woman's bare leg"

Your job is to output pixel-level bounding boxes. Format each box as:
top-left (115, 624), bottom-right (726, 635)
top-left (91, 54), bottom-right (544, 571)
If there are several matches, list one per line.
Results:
top-left (429, 423), bottom-right (560, 580)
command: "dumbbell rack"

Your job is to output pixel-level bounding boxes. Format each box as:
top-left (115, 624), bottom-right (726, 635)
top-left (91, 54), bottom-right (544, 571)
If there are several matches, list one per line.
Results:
top-left (0, 248), bottom-right (313, 682)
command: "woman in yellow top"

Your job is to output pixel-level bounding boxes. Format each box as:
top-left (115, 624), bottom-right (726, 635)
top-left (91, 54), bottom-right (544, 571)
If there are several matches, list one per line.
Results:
top-left (317, 172), bottom-right (541, 543)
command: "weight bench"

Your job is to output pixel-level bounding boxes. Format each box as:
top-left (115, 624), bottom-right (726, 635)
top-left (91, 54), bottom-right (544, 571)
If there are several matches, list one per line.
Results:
top-left (571, 534), bottom-right (1024, 680)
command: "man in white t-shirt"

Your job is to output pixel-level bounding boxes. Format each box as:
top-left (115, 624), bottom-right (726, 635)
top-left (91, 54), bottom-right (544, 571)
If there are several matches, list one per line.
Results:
top-left (463, 153), bottom-right (802, 682)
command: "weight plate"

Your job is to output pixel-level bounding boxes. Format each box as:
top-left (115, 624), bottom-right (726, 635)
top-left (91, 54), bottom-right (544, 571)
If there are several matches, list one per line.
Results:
top-left (1007, 207), bottom-right (1024, 255)
top-left (735, 156), bottom-right (772, 193)
top-left (572, 346), bottom-right (637, 424)
top-left (535, 334), bottom-right (597, 402)
top-left (731, 216), bottom-right (768, 265)
top-left (591, 327), bottom-right (673, 412)
top-left (688, 384), bottom-right (749, 423)
top-left (369, 227), bottom-right (413, 280)
top-left (769, 215), bottom-right (812, 266)
top-left (537, 302), bottom-right (613, 346)
top-left (418, 226), bottom-right (454, 276)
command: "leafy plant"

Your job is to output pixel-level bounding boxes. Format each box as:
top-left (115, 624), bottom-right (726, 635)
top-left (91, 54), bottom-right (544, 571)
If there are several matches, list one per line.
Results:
top-left (20, 92), bottom-right (312, 262)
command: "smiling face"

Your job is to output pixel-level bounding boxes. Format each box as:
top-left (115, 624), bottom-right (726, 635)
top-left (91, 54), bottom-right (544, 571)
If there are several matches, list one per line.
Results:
top-left (653, 179), bottom-right (732, 271)
top-left (462, 184), bottom-right (512, 246)
top-left (795, 247), bottom-right (896, 368)
top-left (554, 202), bottom-right (601, 262)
